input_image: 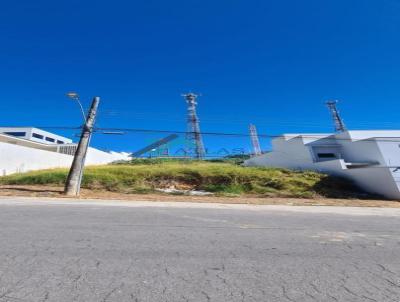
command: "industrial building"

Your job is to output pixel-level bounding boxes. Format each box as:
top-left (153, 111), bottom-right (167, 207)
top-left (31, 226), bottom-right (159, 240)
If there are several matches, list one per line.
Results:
top-left (0, 127), bottom-right (130, 175)
top-left (0, 127), bottom-right (72, 145)
top-left (244, 130), bottom-right (400, 199)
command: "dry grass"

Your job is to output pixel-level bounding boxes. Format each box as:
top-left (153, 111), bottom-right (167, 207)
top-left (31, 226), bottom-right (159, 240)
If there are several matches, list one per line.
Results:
top-left (0, 185), bottom-right (398, 208)
top-left (0, 161), bottom-right (381, 199)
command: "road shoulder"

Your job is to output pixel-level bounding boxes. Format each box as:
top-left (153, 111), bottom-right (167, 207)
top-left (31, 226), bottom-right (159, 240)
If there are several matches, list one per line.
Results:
top-left (1, 195), bottom-right (400, 217)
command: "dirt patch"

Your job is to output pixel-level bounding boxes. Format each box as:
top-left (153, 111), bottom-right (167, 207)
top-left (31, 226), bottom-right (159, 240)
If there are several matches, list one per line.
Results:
top-left (1, 185), bottom-right (399, 208)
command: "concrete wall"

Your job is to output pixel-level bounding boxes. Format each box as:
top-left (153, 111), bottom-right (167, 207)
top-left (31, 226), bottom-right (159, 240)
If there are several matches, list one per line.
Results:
top-left (0, 141), bottom-right (73, 175)
top-left (0, 142), bottom-right (130, 176)
top-left (244, 133), bottom-right (400, 200)
top-left (245, 137), bottom-right (315, 169)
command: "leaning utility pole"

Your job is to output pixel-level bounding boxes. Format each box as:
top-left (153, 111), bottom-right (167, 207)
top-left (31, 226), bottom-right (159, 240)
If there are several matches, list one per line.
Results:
top-left (183, 93), bottom-right (205, 159)
top-left (249, 124), bottom-right (262, 156)
top-left (326, 100), bottom-right (346, 132)
top-left (64, 97), bottom-right (100, 196)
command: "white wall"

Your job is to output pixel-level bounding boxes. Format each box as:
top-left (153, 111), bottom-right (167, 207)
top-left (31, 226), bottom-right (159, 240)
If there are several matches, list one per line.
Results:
top-left (244, 133), bottom-right (400, 199)
top-left (245, 137), bottom-right (315, 169)
top-left (0, 141), bottom-right (73, 175)
top-left (85, 148), bottom-right (131, 165)
top-left (0, 142), bottom-right (130, 176)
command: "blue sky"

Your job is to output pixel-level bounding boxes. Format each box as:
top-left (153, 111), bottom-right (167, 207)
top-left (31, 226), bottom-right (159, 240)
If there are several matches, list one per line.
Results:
top-left (1, 0), bottom-right (400, 154)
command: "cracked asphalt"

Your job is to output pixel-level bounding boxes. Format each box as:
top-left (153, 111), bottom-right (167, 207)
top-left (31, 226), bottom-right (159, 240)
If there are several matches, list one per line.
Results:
top-left (0, 198), bottom-right (400, 301)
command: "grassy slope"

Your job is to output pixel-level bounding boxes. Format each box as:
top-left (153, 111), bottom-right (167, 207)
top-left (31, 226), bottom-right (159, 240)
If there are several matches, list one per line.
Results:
top-left (0, 161), bottom-right (369, 199)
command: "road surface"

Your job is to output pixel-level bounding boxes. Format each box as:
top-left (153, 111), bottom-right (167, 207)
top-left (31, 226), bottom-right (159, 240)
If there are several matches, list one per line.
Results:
top-left (0, 197), bottom-right (400, 301)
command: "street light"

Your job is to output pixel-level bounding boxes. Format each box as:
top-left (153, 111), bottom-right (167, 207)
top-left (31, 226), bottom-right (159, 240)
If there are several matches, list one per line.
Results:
top-left (65, 92), bottom-right (94, 196)
top-left (66, 92), bottom-right (87, 123)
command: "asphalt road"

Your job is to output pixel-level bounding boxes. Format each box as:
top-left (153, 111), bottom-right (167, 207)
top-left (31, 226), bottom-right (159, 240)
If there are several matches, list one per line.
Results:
top-left (0, 198), bottom-right (400, 302)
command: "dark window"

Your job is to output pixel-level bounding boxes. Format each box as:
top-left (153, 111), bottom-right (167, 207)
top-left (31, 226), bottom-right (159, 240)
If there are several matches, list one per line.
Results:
top-left (57, 140), bottom-right (64, 144)
top-left (317, 153), bottom-right (336, 158)
top-left (45, 137), bottom-right (55, 142)
top-left (4, 132), bottom-right (26, 137)
top-left (32, 133), bottom-right (44, 139)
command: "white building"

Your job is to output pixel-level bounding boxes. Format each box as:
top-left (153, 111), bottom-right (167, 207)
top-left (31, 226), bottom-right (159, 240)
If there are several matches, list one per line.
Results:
top-left (0, 127), bottom-right (131, 176)
top-left (244, 130), bottom-right (400, 199)
top-left (0, 127), bottom-right (72, 145)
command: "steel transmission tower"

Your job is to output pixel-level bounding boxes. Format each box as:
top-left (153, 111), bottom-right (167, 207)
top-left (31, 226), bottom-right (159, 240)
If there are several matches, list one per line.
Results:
top-left (183, 93), bottom-right (205, 159)
top-left (249, 124), bottom-right (262, 156)
top-left (326, 100), bottom-right (346, 132)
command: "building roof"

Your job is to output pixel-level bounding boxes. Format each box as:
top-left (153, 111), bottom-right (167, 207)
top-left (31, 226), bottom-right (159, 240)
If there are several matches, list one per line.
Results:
top-left (0, 133), bottom-right (63, 151)
top-left (0, 127), bottom-right (72, 144)
top-left (279, 130), bottom-right (400, 143)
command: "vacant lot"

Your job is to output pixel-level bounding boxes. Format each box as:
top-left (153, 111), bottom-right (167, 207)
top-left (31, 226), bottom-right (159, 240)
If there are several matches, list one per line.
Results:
top-left (0, 160), bottom-right (374, 199)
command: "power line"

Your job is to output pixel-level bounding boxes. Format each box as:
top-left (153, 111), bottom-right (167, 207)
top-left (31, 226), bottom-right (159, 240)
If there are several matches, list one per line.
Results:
top-left (96, 111), bottom-right (400, 128)
top-left (93, 127), bottom-right (400, 143)
top-left (25, 125), bottom-right (400, 143)
top-left (8, 108), bottom-right (400, 128)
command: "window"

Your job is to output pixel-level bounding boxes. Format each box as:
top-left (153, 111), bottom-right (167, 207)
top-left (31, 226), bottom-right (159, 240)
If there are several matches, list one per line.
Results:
top-left (317, 153), bottom-right (336, 158)
top-left (32, 133), bottom-right (44, 139)
top-left (45, 137), bottom-right (55, 142)
top-left (4, 132), bottom-right (26, 137)
top-left (57, 140), bottom-right (64, 144)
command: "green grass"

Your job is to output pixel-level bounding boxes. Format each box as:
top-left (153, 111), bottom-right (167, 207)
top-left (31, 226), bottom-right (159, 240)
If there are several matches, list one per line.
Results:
top-left (0, 161), bottom-right (371, 199)
top-left (112, 156), bottom-right (250, 166)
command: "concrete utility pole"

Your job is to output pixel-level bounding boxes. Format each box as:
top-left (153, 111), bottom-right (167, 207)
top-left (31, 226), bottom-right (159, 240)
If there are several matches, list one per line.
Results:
top-left (64, 97), bottom-right (100, 196)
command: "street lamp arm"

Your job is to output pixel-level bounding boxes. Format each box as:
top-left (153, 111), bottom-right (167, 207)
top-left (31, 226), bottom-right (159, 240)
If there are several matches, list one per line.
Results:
top-left (66, 92), bottom-right (87, 124)
top-left (76, 99), bottom-right (87, 124)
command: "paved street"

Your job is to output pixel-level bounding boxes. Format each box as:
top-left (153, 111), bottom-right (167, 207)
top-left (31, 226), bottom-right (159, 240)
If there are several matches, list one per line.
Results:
top-left (0, 198), bottom-right (400, 301)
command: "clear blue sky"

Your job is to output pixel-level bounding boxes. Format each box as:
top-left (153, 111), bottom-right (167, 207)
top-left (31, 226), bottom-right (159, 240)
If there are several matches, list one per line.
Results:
top-left (1, 0), bottom-right (400, 154)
